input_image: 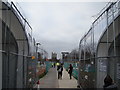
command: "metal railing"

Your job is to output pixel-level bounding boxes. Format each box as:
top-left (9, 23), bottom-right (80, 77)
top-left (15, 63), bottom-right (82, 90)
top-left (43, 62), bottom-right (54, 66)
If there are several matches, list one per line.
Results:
top-left (78, 0), bottom-right (120, 89)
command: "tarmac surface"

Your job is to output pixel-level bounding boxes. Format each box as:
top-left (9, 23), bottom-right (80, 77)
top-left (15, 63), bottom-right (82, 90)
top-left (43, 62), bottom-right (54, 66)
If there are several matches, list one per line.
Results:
top-left (34, 67), bottom-right (78, 88)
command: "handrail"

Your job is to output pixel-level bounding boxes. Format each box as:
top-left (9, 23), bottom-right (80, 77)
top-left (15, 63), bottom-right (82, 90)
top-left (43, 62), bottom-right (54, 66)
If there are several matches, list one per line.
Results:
top-left (2, 1), bottom-right (32, 31)
top-left (79, 0), bottom-right (120, 44)
top-left (11, 2), bottom-right (32, 30)
top-left (0, 49), bottom-right (32, 57)
top-left (92, 2), bottom-right (114, 25)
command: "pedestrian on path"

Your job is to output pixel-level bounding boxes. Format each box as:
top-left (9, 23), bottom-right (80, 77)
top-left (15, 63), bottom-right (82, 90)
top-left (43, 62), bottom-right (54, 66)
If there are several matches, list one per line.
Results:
top-left (57, 64), bottom-right (63, 79)
top-left (36, 80), bottom-right (40, 88)
top-left (68, 64), bottom-right (73, 79)
top-left (54, 63), bottom-right (56, 68)
top-left (52, 62), bottom-right (54, 67)
top-left (60, 64), bottom-right (63, 79)
top-left (56, 62), bottom-right (60, 70)
top-left (103, 75), bottom-right (118, 90)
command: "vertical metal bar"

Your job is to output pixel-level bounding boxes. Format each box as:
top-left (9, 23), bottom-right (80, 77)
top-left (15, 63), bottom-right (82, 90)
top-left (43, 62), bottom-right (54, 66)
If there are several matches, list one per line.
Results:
top-left (112, 4), bottom-right (117, 82)
top-left (83, 36), bottom-right (86, 88)
top-left (78, 39), bottom-right (82, 88)
top-left (92, 23), bottom-right (96, 88)
top-left (92, 24), bottom-right (95, 60)
top-left (89, 29), bottom-right (92, 64)
top-left (112, 4), bottom-right (116, 56)
top-left (7, 2), bottom-right (12, 88)
top-left (106, 10), bottom-right (109, 56)
top-left (0, 1), bottom-right (2, 89)
top-left (10, 3), bottom-right (18, 88)
top-left (75, 52), bottom-right (76, 61)
top-left (26, 56), bottom-right (28, 88)
top-left (36, 45), bottom-right (38, 83)
top-left (106, 9), bottom-right (109, 75)
top-left (23, 20), bottom-right (26, 88)
top-left (8, 3), bottom-right (11, 88)
top-left (92, 26), bottom-right (94, 56)
top-left (3, 2), bottom-right (8, 88)
top-left (84, 36), bottom-right (86, 72)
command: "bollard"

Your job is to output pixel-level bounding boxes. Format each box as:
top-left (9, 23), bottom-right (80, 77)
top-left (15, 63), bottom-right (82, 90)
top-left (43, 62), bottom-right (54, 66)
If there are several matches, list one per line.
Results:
top-left (37, 80), bottom-right (40, 90)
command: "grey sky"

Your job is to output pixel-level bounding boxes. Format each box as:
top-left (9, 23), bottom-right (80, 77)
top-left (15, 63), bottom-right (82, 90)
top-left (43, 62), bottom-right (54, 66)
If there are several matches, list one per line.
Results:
top-left (15, 2), bottom-right (107, 59)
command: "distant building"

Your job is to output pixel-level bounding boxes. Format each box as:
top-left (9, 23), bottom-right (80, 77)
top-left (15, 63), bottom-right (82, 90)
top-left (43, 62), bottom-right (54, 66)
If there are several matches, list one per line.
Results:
top-left (61, 52), bottom-right (69, 61)
top-left (38, 52), bottom-right (43, 61)
top-left (69, 49), bottom-right (79, 61)
top-left (51, 52), bottom-right (57, 61)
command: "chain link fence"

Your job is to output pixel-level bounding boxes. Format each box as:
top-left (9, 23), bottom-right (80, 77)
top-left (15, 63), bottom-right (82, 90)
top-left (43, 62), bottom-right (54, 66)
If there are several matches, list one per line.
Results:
top-left (78, 1), bottom-right (120, 89)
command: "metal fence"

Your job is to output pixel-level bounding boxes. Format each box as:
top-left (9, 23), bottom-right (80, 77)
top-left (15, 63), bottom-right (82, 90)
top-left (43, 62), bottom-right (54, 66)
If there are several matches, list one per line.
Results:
top-left (1, 51), bottom-right (37, 88)
top-left (78, 1), bottom-right (120, 89)
top-left (45, 61), bottom-right (52, 73)
top-left (1, 1), bottom-right (38, 88)
top-left (1, 22), bottom-right (37, 88)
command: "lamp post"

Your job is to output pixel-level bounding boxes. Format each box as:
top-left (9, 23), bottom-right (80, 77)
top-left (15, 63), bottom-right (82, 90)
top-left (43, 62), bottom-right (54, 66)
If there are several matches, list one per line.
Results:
top-left (36, 43), bottom-right (41, 60)
top-left (43, 50), bottom-right (48, 61)
top-left (36, 43), bottom-right (41, 82)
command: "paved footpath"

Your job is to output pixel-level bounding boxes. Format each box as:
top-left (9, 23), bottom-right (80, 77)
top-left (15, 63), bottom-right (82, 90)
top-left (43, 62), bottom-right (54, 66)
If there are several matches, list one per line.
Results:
top-left (34, 67), bottom-right (77, 88)
top-left (34, 68), bottom-right (59, 88)
top-left (58, 68), bottom-right (77, 88)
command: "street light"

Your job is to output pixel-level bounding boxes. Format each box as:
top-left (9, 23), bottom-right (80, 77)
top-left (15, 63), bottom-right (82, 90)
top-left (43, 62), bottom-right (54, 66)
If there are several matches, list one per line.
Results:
top-left (36, 42), bottom-right (41, 60)
top-left (36, 42), bottom-right (41, 82)
top-left (36, 42), bottom-right (41, 46)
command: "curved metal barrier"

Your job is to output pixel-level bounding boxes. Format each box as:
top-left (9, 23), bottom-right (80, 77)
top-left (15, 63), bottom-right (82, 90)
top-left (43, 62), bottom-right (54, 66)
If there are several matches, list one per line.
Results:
top-left (45, 61), bottom-right (52, 73)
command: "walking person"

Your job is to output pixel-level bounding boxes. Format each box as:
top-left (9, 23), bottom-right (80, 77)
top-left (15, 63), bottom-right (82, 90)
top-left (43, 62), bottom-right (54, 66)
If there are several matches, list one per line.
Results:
top-left (57, 65), bottom-right (61, 79)
top-left (52, 62), bottom-right (54, 67)
top-left (68, 64), bottom-right (73, 79)
top-left (60, 64), bottom-right (63, 79)
top-left (56, 62), bottom-right (60, 70)
top-left (54, 63), bottom-right (56, 68)
top-left (103, 74), bottom-right (118, 90)
top-left (57, 64), bottom-right (63, 79)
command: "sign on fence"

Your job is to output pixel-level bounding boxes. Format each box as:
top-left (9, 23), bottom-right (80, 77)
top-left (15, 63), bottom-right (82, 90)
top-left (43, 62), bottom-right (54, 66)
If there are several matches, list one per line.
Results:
top-left (117, 63), bottom-right (120, 79)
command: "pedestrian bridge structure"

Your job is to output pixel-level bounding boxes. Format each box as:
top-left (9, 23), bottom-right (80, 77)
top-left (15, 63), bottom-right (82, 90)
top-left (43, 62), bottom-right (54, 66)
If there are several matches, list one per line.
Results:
top-left (78, 1), bottom-right (120, 89)
top-left (0, 0), bottom-right (120, 89)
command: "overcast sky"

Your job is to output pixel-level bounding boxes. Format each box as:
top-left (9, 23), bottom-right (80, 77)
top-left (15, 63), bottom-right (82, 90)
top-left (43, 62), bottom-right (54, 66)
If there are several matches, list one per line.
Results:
top-left (13, 1), bottom-right (107, 59)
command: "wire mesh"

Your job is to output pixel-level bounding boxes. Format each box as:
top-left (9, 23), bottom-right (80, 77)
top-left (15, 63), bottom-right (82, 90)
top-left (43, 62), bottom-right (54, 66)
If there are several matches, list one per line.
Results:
top-left (78, 1), bottom-right (120, 89)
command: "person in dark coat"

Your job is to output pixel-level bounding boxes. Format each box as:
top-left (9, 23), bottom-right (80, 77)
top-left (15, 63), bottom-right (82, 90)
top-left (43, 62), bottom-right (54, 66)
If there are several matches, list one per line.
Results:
top-left (54, 63), bottom-right (56, 68)
top-left (103, 75), bottom-right (118, 90)
top-left (57, 64), bottom-right (63, 79)
top-left (59, 64), bottom-right (63, 79)
top-left (57, 65), bottom-right (60, 79)
top-left (68, 64), bottom-right (73, 79)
